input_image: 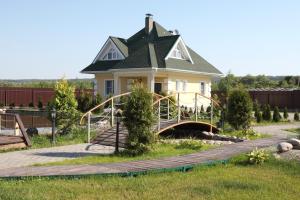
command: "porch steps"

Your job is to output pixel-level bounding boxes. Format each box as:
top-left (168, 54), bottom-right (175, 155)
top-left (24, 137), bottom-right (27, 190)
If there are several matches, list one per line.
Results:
top-left (92, 120), bottom-right (178, 148)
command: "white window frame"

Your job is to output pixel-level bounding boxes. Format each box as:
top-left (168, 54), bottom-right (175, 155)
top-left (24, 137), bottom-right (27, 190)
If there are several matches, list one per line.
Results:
top-left (104, 79), bottom-right (114, 96)
top-left (176, 80), bottom-right (181, 92)
top-left (200, 82), bottom-right (205, 95)
top-left (176, 80), bottom-right (187, 92)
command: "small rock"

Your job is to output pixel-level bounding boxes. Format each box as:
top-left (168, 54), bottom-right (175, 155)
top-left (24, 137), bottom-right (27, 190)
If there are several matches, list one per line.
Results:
top-left (277, 142), bottom-right (293, 153)
top-left (287, 138), bottom-right (300, 147)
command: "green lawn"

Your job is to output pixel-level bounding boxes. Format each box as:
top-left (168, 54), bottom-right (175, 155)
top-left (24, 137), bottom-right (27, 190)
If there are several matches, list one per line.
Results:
top-left (30, 128), bottom-right (95, 149)
top-left (1, 155), bottom-right (299, 200)
top-left (35, 141), bottom-right (214, 166)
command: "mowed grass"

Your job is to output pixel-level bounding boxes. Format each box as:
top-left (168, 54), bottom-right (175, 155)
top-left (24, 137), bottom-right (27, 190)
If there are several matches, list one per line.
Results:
top-left (30, 128), bottom-right (96, 149)
top-left (1, 156), bottom-right (299, 200)
top-left (35, 142), bottom-right (214, 166)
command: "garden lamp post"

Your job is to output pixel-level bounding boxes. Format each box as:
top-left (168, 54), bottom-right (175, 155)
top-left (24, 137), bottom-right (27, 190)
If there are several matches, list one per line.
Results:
top-left (115, 109), bottom-right (123, 154)
top-left (51, 108), bottom-right (56, 145)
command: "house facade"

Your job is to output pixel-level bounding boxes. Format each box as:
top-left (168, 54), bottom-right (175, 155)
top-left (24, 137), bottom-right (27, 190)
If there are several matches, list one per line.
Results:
top-left (81, 14), bottom-right (222, 105)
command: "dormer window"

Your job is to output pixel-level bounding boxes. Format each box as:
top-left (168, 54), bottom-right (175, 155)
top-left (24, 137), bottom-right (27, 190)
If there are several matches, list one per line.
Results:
top-left (107, 48), bottom-right (117, 60)
top-left (165, 37), bottom-right (194, 64)
top-left (172, 46), bottom-right (183, 59)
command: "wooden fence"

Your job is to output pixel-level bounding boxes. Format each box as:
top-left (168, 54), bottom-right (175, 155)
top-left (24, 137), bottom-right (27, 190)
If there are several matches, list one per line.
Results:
top-left (0, 87), bottom-right (93, 108)
top-left (213, 89), bottom-right (300, 110)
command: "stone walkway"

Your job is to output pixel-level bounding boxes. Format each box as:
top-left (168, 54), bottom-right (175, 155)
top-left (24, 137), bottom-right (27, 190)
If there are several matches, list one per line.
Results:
top-left (0, 144), bottom-right (115, 170)
top-left (0, 123), bottom-right (299, 178)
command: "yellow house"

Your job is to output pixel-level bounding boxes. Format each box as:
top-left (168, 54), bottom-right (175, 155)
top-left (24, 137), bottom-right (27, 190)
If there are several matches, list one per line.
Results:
top-left (81, 14), bottom-right (222, 106)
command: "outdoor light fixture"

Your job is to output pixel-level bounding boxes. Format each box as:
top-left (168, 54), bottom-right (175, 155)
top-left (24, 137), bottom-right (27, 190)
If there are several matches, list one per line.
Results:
top-left (51, 108), bottom-right (56, 144)
top-left (115, 109), bottom-right (123, 153)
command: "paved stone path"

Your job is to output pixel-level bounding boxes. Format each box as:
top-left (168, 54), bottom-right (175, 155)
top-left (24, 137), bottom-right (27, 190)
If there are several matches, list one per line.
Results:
top-left (0, 144), bottom-right (115, 170)
top-left (0, 123), bottom-right (299, 178)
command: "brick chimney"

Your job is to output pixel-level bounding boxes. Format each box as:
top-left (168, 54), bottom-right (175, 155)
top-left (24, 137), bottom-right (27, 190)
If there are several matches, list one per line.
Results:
top-left (145, 13), bottom-right (153, 34)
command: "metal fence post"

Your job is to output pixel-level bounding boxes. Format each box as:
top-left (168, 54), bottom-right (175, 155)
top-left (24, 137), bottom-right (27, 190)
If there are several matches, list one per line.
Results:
top-left (177, 93), bottom-right (180, 123)
top-left (158, 100), bottom-right (161, 131)
top-left (210, 99), bottom-right (213, 133)
top-left (167, 99), bottom-right (170, 121)
top-left (111, 98), bottom-right (114, 126)
top-left (195, 93), bottom-right (198, 122)
top-left (87, 111), bottom-right (91, 143)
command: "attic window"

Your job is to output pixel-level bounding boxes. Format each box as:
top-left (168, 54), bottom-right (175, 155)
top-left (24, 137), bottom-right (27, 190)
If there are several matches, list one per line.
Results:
top-left (106, 48), bottom-right (118, 60)
top-left (172, 46), bottom-right (183, 59)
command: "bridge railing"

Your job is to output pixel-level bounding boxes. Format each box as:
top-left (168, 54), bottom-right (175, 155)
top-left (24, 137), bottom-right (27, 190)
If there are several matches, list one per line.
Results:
top-left (80, 92), bottom-right (222, 142)
top-left (153, 92), bottom-right (221, 133)
top-left (80, 92), bottom-right (165, 143)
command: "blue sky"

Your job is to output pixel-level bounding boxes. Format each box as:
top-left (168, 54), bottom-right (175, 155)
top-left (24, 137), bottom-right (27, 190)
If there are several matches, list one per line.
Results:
top-left (0, 0), bottom-right (299, 79)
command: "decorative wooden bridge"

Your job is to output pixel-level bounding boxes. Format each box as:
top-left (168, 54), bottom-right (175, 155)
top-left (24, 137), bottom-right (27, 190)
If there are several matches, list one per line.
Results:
top-left (80, 92), bottom-right (220, 148)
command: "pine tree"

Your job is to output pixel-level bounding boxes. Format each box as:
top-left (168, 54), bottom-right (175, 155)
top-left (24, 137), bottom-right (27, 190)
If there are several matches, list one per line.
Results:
top-left (123, 83), bottom-right (155, 155)
top-left (283, 107), bottom-right (289, 119)
top-left (294, 111), bottom-right (300, 121)
top-left (227, 89), bottom-right (253, 130)
top-left (272, 106), bottom-right (282, 122)
top-left (262, 104), bottom-right (271, 121)
top-left (49, 78), bottom-right (80, 134)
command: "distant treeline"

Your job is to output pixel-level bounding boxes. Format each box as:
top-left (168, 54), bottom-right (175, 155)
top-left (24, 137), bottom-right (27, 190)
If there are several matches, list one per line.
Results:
top-left (212, 74), bottom-right (300, 91)
top-left (0, 79), bottom-right (94, 89)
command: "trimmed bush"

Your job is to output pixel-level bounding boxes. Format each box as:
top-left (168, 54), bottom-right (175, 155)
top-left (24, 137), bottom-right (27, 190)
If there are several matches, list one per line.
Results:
top-left (123, 84), bottom-right (155, 155)
top-left (262, 104), bottom-right (271, 121)
top-left (227, 89), bottom-right (253, 130)
top-left (283, 107), bottom-right (289, 119)
top-left (28, 102), bottom-right (34, 107)
top-left (200, 105), bottom-right (205, 113)
top-left (38, 99), bottom-right (43, 109)
top-left (294, 111), bottom-right (300, 121)
top-left (255, 109), bottom-right (262, 123)
top-left (272, 106), bottom-right (282, 122)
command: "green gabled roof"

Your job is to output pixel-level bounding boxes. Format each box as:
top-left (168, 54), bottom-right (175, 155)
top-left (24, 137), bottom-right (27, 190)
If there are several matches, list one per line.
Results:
top-left (110, 37), bottom-right (128, 57)
top-left (81, 20), bottom-right (222, 75)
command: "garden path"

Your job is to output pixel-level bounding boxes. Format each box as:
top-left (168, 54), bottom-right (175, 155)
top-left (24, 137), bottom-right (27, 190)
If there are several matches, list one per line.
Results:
top-left (0, 144), bottom-right (115, 170)
top-left (0, 123), bottom-right (299, 178)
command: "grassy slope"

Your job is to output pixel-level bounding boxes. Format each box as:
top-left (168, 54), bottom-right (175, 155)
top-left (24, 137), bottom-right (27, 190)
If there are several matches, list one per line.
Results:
top-left (35, 143), bottom-right (214, 166)
top-left (0, 156), bottom-right (299, 200)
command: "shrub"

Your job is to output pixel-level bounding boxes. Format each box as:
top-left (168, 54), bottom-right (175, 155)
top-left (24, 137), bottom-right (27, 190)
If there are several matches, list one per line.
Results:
top-left (206, 106), bottom-right (211, 113)
top-left (175, 140), bottom-right (203, 150)
top-left (294, 111), bottom-right (300, 121)
top-left (283, 107), bottom-right (289, 119)
top-left (123, 83), bottom-right (155, 155)
top-left (77, 92), bottom-right (92, 112)
top-left (19, 104), bottom-right (24, 108)
top-left (262, 104), bottom-right (271, 121)
top-left (38, 99), bottom-right (43, 109)
top-left (9, 103), bottom-right (15, 108)
top-left (227, 89), bottom-right (253, 130)
top-left (200, 105), bottom-right (205, 113)
top-left (28, 102), bottom-right (34, 107)
top-left (247, 148), bottom-right (269, 165)
top-left (255, 109), bottom-right (262, 123)
top-left (272, 106), bottom-right (282, 122)
top-left (0, 102), bottom-right (4, 108)
top-left (49, 78), bottom-right (80, 135)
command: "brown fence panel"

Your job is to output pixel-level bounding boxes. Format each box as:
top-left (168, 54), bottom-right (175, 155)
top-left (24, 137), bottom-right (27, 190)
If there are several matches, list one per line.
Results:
top-left (0, 87), bottom-right (94, 107)
top-left (213, 89), bottom-right (300, 110)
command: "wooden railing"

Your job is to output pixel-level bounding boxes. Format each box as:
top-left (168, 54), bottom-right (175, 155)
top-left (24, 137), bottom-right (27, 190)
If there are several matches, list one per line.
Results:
top-left (0, 113), bottom-right (31, 146)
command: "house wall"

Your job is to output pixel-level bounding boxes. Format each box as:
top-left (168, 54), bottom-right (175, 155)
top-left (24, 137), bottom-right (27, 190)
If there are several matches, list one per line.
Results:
top-left (94, 71), bottom-right (213, 108)
top-left (164, 72), bottom-right (212, 108)
top-left (94, 73), bottom-right (113, 97)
